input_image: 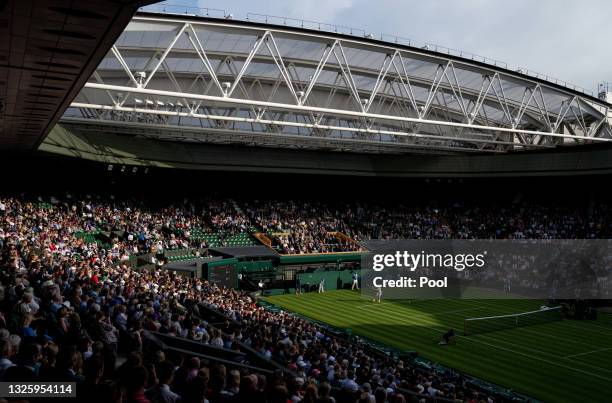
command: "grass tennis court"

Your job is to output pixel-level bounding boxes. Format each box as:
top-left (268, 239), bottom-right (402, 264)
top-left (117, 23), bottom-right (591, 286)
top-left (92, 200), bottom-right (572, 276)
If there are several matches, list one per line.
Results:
top-left (264, 290), bottom-right (612, 403)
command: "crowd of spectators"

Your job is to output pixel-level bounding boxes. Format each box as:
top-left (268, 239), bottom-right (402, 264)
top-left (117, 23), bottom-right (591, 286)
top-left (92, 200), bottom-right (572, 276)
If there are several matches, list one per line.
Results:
top-left (241, 199), bottom-right (610, 253)
top-left (442, 202), bottom-right (611, 240)
top-left (204, 200), bottom-right (252, 237)
top-left (0, 193), bottom-right (610, 402)
top-left (242, 200), bottom-right (360, 254)
top-left (1, 194), bottom-right (496, 403)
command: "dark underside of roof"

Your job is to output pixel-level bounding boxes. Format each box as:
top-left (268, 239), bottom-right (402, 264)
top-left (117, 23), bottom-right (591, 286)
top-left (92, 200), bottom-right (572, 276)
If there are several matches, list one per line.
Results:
top-left (0, 0), bottom-right (158, 150)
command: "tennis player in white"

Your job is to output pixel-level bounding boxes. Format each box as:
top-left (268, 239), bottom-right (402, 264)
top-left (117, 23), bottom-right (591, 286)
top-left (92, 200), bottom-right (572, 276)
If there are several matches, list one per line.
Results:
top-left (373, 286), bottom-right (382, 303)
top-left (351, 271), bottom-right (359, 290)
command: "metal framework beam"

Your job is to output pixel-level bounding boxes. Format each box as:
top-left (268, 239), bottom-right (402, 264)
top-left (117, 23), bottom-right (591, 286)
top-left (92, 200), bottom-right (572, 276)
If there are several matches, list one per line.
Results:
top-left (63, 14), bottom-right (612, 155)
top-left (78, 82), bottom-right (612, 143)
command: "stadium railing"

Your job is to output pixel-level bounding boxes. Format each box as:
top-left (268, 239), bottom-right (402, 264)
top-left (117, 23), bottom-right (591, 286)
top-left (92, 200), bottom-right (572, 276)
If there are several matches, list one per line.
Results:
top-left (194, 302), bottom-right (298, 376)
top-left (260, 300), bottom-right (536, 402)
top-left (149, 331), bottom-right (248, 363)
top-left (143, 331), bottom-right (275, 375)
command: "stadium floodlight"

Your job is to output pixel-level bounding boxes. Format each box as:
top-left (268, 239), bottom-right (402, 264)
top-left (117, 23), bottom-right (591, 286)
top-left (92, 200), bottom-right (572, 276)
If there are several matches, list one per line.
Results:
top-left (136, 71), bottom-right (146, 87)
top-left (222, 82), bottom-right (231, 95)
top-left (156, 100), bottom-right (165, 107)
top-left (176, 101), bottom-right (184, 108)
top-left (145, 99), bottom-right (154, 106)
top-left (134, 98), bottom-right (143, 104)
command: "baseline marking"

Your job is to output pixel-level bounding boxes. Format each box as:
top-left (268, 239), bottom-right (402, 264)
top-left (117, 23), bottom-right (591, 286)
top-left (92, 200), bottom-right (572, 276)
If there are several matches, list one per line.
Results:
top-left (564, 347), bottom-right (612, 358)
top-left (350, 298), bottom-right (612, 379)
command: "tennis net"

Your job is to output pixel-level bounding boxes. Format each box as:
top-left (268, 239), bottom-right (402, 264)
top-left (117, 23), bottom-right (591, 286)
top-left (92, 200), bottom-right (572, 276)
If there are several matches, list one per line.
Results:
top-left (464, 306), bottom-right (563, 335)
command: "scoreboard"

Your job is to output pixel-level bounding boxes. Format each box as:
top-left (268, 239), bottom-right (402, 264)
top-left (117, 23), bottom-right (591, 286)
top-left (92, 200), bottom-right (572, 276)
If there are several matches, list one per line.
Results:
top-left (204, 259), bottom-right (238, 289)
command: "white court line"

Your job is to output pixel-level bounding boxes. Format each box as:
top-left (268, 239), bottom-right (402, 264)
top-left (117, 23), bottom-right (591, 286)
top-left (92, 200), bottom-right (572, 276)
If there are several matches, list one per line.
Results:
top-left (469, 300), bottom-right (612, 350)
top-left (315, 294), bottom-right (612, 379)
top-left (408, 316), bottom-right (612, 382)
top-left (470, 299), bottom-right (612, 337)
top-left (466, 300), bottom-right (612, 362)
top-left (356, 302), bottom-right (390, 309)
top-left (349, 301), bottom-right (612, 380)
top-left (356, 303), bottom-right (483, 317)
top-left (510, 326), bottom-right (604, 349)
top-left (553, 318), bottom-right (612, 335)
top-left (564, 347), bottom-right (612, 359)
top-left (459, 332), bottom-right (612, 382)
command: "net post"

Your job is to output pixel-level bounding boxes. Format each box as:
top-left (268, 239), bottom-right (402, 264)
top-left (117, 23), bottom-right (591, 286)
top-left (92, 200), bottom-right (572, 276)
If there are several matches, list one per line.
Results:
top-left (463, 306), bottom-right (562, 335)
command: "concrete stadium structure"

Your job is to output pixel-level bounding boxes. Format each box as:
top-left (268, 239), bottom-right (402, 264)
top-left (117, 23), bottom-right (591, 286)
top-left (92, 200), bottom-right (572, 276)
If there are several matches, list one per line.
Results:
top-left (4, 3), bottom-right (612, 175)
